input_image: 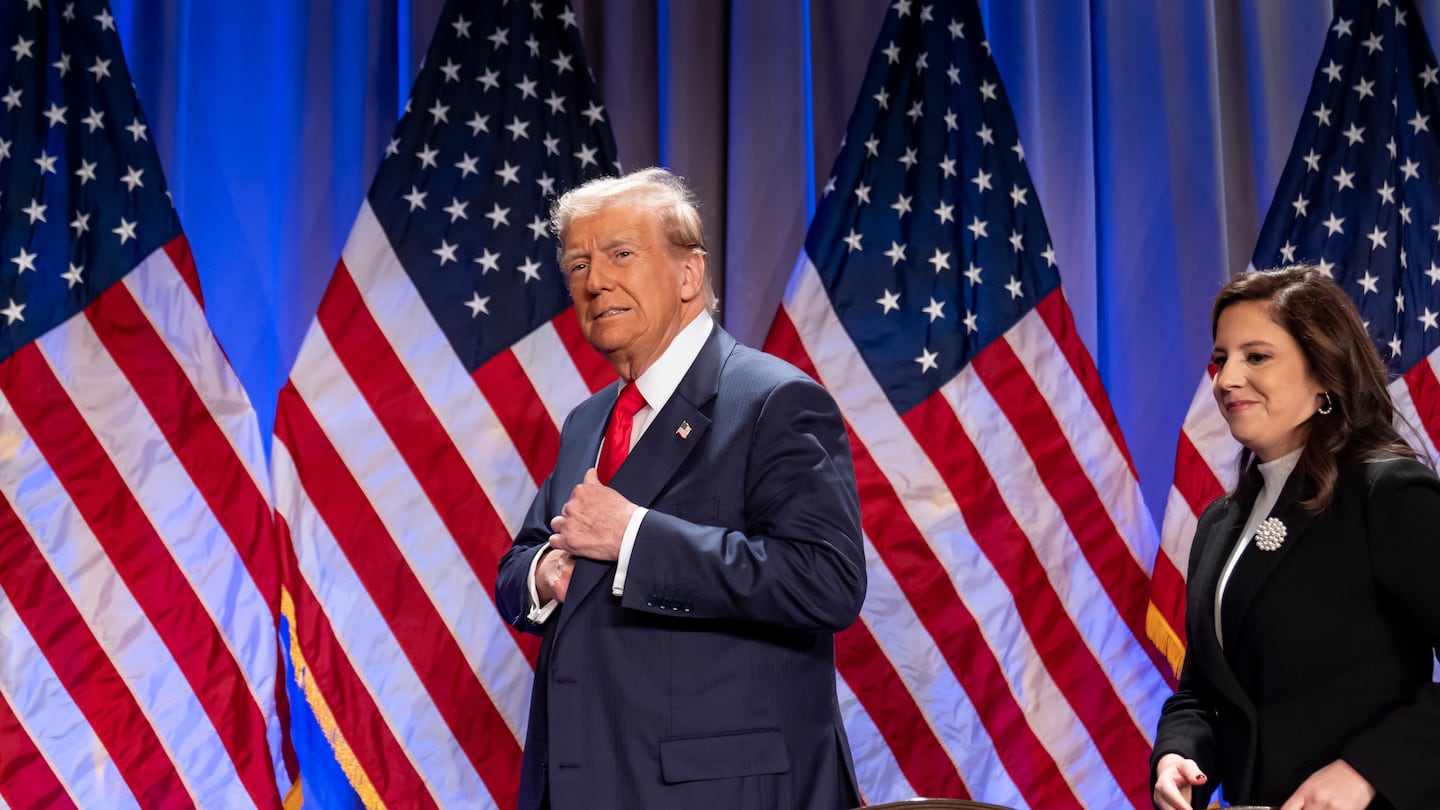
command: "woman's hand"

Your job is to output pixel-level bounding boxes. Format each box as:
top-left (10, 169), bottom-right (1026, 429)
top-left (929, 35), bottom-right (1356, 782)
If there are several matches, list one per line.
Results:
top-left (1153, 753), bottom-right (1206, 810)
top-left (1278, 760), bottom-right (1375, 810)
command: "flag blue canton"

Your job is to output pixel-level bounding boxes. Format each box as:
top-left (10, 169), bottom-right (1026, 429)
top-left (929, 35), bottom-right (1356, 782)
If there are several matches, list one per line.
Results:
top-left (1253, 0), bottom-right (1440, 374)
top-left (368, 0), bottom-right (619, 375)
top-left (806, 0), bottom-right (1060, 415)
top-left (0, 0), bottom-right (180, 363)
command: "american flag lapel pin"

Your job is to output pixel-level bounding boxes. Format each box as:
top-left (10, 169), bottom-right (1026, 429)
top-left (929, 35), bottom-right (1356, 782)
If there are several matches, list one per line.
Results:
top-left (675, 421), bottom-right (692, 439)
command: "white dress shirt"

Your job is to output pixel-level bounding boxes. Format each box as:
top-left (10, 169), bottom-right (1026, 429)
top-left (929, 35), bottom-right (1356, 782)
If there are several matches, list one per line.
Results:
top-left (1214, 447), bottom-right (1301, 647)
top-left (527, 312), bottom-right (716, 622)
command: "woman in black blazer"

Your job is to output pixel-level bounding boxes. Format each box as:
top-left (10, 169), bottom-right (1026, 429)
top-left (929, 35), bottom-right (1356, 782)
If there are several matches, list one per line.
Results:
top-left (1152, 267), bottom-right (1440, 810)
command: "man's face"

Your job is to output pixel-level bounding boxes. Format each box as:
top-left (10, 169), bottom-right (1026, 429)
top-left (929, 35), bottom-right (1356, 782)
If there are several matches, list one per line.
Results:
top-left (561, 204), bottom-right (703, 377)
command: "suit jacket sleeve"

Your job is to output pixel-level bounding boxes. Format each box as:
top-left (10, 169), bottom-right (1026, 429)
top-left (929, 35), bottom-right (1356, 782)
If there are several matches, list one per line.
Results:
top-left (495, 414), bottom-right (571, 635)
top-left (619, 374), bottom-right (866, 633)
top-left (1339, 461), bottom-right (1440, 809)
top-left (1150, 498), bottom-right (1226, 809)
top-left (1151, 652), bottom-right (1220, 809)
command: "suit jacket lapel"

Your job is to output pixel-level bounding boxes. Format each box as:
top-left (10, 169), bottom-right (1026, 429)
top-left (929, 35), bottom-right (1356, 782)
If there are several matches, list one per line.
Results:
top-left (555, 328), bottom-right (730, 635)
top-left (1196, 467), bottom-right (1318, 799)
top-left (551, 384), bottom-right (618, 638)
top-left (606, 327), bottom-right (728, 507)
top-left (1191, 496), bottom-right (1254, 712)
top-left (1219, 470), bottom-right (1319, 648)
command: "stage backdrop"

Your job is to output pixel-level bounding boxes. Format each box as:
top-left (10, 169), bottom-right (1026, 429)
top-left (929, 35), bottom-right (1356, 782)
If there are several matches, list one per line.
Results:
top-left (108, 0), bottom-right (1440, 526)
top-left (50, 0), bottom-right (1437, 805)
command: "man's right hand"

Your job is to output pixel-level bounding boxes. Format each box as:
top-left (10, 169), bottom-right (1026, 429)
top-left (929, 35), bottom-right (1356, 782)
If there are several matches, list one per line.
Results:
top-left (1153, 752), bottom-right (1206, 810)
top-left (535, 547), bottom-right (576, 604)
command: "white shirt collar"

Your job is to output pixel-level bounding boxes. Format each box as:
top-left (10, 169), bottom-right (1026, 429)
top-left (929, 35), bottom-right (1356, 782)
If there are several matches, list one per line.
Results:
top-left (630, 311), bottom-right (714, 413)
top-left (1257, 447), bottom-right (1303, 495)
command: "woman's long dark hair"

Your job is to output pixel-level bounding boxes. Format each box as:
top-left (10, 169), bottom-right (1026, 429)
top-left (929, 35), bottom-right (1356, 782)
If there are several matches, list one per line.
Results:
top-left (1212, 266), bottom-right (1417, 511)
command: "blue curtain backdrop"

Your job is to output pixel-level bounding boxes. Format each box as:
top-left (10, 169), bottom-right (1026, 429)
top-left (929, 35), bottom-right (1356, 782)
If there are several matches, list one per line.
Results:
top-left (102, 0), bottom-right (1434, 800)
top-left (105, 0), bottom-right (1406, 527)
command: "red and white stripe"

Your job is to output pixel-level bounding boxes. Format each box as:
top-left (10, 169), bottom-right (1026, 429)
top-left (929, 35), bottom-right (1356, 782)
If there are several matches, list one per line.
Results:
top-left (1154, 357), bottom-right (1440, 672)
top-left (272, 203), bottom-right (614, 808)
top-left (765, 255), bottom-right (1170, 809)
top-left (0, 238), bottom-right (289, 809)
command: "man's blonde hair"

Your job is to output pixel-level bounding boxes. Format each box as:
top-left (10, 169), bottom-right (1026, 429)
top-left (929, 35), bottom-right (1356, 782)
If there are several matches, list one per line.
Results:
top-left (551, 167), bottom-right (717, 314)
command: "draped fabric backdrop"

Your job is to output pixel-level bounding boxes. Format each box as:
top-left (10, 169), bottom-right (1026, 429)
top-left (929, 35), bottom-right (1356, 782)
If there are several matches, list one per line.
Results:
top-left (112, 0), bottom-right (1440, 526)
top-left (91, 0), bottom-right (1440, 802)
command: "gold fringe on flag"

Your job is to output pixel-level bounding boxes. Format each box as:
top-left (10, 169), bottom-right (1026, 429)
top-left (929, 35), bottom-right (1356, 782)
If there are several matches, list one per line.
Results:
top-left (281, 587), bottom-right (387, 810)
top-left (1146, 600), bottom-right (1187, 678)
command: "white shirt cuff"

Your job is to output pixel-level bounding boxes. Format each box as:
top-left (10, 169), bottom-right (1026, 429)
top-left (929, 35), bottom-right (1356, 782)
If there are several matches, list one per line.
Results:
top-left (525, 543), bottom-right (559, 624)
top-left (610, 507), bottom-right (649, 596)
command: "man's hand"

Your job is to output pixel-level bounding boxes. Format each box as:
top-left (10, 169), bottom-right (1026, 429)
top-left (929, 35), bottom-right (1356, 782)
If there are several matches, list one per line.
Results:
top-left (548, 468), bottom-right (638, 561)
top-left (534, 547), bottom-right (575, 604)
top-left (1278, 760), bottom-right (1375, 810)
top-left (1153, 753), bottom-right (1206, 810)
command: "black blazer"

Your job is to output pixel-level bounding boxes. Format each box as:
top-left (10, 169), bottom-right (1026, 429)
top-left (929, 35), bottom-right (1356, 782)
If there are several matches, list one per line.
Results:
top-left (495, 327), bottom-right (866, 810)
top-left (1152, 457), bottom-right (1440, 809)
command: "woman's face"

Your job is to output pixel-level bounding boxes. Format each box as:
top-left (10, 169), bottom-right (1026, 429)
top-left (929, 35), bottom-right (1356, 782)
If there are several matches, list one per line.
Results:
top-left (1211, 299), bottom-right (1325, 462)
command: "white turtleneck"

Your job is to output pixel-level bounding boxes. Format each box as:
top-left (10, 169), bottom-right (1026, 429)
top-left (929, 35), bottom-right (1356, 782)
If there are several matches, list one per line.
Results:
top-left (1214, 447), bottom-right (1302, 647)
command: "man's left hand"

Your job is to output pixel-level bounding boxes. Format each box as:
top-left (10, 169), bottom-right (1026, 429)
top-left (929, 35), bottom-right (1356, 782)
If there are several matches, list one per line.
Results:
top-left (1278, 760), bottom-right (1375, 810)
top-left (549, 468), bottom-right (637, 561)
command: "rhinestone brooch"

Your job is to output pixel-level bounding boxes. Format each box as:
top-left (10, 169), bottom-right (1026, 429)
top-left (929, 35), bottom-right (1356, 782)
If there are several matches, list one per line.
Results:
top-left (1254, 517), bottom-right (1287, 552)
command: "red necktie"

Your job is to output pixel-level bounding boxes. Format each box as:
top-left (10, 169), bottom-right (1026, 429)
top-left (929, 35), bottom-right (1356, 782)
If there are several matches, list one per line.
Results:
top-left (597, 383), bottom-right (645, 484)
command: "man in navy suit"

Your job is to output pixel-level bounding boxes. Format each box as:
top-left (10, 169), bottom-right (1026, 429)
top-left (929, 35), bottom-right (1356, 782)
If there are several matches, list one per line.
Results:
top-left (495, 167), bottom-right (867, 810)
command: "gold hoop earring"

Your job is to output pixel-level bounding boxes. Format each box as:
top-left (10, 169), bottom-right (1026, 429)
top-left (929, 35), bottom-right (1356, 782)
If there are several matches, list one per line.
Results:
top-left (1318, 391), bottom-right (1334, 415)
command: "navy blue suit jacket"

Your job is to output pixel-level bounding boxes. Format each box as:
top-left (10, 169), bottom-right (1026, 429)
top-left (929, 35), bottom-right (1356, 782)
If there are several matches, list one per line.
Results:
top-left (496, 326), bottom-right (867, 810)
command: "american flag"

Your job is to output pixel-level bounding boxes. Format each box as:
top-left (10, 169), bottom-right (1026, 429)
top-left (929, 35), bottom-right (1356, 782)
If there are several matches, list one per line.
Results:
top-left (269, 0), bottom-right (618, 806)
top-left (0, 1), bottom-right (290, 807)
top-left (761, 0), bottom-right (1170, 806)
top-left (1155, 0), bottom-right (1440, 674)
